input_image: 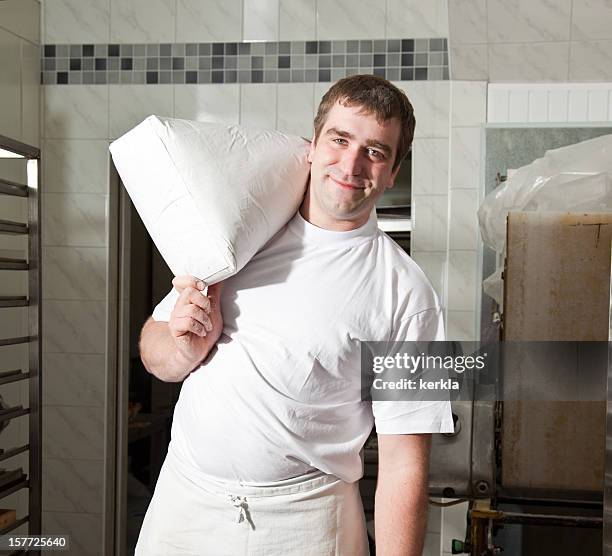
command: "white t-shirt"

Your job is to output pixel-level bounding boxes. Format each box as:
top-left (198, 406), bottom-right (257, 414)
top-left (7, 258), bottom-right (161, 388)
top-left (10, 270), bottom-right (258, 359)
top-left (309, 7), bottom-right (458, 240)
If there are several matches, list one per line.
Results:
top-left (152, 210), bottom-right (453, 483)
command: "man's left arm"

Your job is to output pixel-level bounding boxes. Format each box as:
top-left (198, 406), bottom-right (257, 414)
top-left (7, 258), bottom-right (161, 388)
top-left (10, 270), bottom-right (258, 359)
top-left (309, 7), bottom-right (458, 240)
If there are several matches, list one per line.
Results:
top-left (374, 432), bottom-right (432, 556)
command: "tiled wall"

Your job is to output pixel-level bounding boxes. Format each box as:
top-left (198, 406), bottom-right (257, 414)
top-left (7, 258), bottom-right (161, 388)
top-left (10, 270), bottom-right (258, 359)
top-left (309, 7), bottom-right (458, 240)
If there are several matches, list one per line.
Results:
top-left (37, 0), bottom-right (459, 554)
top-left (0, 0), bottom-right (41, 540)
top-left (448, 0), bottom-right (612, 82)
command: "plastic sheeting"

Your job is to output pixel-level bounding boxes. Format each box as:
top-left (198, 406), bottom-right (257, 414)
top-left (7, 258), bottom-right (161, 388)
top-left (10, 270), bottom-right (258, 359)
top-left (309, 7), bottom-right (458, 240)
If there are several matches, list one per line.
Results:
top-left (478, 133), bottom-right (612, 303)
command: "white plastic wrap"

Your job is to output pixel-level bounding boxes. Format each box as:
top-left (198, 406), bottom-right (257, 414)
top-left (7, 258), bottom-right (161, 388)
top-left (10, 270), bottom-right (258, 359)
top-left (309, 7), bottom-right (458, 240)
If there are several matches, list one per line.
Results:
top-left (478, 133), bottom-right (612, 303)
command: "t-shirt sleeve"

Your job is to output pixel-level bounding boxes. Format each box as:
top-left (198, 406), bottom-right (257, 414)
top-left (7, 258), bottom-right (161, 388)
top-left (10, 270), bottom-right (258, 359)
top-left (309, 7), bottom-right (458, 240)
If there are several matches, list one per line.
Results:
top-left (372, 307), bottom-right (455, 434)
top-left (151, 288), bottom-right (180, 322)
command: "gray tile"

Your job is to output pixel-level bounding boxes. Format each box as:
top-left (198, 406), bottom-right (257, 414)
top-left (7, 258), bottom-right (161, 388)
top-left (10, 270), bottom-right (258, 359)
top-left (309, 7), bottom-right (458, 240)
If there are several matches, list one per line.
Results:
top-left (82, 58), bottom-right (94, 71)
top-left (415, 53), bottom-right (428, 66)
top-left (386, 67), bottom-right (400, 81)
top-left (198, 43), bottom-right (211, 55)
top-left (291, 69), bottom-right (304, 82)
top-left (430, 52), bottom-right (444, 66)
top-left (251, 43), bottom-right (265, 56)
top-left (43, 71), bottom-right (55, 84)
top-left (121, 44), bottom-right (133, 56)
top-left (305, 55), bottom-right (317, 69)
top-left (94, 44), bottom-right (106, 57)
top-left (70, 45), bottom-right (80, 57)
top-left (173, 44), bottom-right (185, 56)
top-left (68, 72), bottom-right (82, 84)
top-left (238, 70), bottom-right (251, 83)
top-left (131, 71), bottom-right (143, 84)
top-left (134, 44), bottom-right (146, 56)
top-left (265, 42), bottom-right (278, 55)
top-left (332, 54), bottom-right (344, 67)
top-left (160, 44), bottom-right (171, 56)
top-left (198, 70), bottom-right (211, 83)
top-left (332, 41), bottom-right (345, 53)
top-left (414, 39), bottom-right (429, 52)
top-left (238, 43), bottom-right (251, 55)
top-left (199, 57), bottom-right (211, 70)
top-left (279, 41), bottom-right (291, 54)
top-left (346, 67), bottom-right (360, 76)
top-left (264, 56), bottom-right (277, 69)
top-left (94, 71), bottom-right (106, 84)
top-left (225, 56), bottom-right (237, 69)
top-left (347, 40), bottom-right (359, 53)
top-left (186, 43), bottom-right (198, 56)
top-left (278, 69), bottom-right (290, 82)
top-left (56, 45), bottom-right (69, 57)
top-left (108, 71), bottom-right (119, 84)
top-left (147, 57), bottom-right (158, 70)
top-left (225, 70), bottom-right (237, 83)
top-left (264, 69), bottom-right (277, 82)
top-left (388, 53), bottom-right (400, 66)
top-left (430, 38), bottom-right (445, 52)
top-left (292, 54), bottom-right (304, 68)
top-left (238, 56), bottom-right (250, 70)
top-left (305, 69), bottom-right (317, 81)
top-left (82, 71), bottom-right (94, 84)
top-left (291, 42), bottom-right (305, 54)
top-left (360, 40), bottom-right (373, 53)
top-left (44, 58), bottom-right (56, 71)
top-left (387, 39), bottom-right (401, 53)
top-left (57, 58), bottom-right (69, 71)
top-left (160, 70), bottom-right (171, 84)
top-left (402, 67), bottom-right (415, 81)
top-left (374, 40), bottom-right (386, 53)
top-left (108, 58), bottom-right (119, 70)
top-left (186, 57), bottom-right (198, 70)
top-left (172, 71), bottom-right (185, 84)
top-left (332, 68), bottom-right (346, 80)
top-left (147, 44), bottom-right (159, 56)
top-left (359, 54), bottom-right (373, 67)
top-left (134, 58), bottom-right (145, 70)
top-left (429, 67), bottom-right (443, 79)
top-left (346, 54), bottom-right (359, 67)
top-left (160, 57), bottom-right (171, 70)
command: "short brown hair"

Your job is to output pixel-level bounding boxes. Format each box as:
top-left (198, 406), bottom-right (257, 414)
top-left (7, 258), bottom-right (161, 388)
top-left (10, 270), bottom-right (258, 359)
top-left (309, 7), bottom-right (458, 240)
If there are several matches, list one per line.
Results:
top-left (313, 74), bottom-right (416, 170)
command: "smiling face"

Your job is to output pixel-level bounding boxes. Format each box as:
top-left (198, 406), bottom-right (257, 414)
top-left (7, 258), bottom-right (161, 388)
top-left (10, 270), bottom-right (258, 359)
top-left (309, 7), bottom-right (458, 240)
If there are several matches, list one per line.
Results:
top-left (302, 100), bottom-right (402, 231)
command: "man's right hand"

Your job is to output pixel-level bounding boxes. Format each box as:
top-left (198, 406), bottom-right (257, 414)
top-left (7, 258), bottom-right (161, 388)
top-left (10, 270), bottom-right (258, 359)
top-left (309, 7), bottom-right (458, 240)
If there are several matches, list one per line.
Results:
top-left (168, 276), bottom-right (224, 367)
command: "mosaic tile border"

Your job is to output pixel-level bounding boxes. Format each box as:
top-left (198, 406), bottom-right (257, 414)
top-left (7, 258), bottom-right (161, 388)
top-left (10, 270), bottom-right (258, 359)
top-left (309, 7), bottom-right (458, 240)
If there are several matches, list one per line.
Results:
top-left (41, 39), bottom-right (449, 85)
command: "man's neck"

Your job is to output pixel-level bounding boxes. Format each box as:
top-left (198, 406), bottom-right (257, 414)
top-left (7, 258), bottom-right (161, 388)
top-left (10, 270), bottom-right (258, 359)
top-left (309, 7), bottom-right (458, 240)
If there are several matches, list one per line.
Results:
top-left (299, 188), bottom-right (369, 232)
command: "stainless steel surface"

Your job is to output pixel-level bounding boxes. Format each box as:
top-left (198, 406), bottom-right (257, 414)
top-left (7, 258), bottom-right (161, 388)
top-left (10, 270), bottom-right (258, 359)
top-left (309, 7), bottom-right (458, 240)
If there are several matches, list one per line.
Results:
top-left (603, 247), bottom-right (612, 554)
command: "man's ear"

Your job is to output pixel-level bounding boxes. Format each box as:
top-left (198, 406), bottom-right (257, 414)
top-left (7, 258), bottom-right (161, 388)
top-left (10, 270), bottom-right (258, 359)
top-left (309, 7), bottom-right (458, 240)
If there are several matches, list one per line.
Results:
top-left (307, 134), bottom-right (316, 163)
top-left (387, 162), bottom-right (401, 189)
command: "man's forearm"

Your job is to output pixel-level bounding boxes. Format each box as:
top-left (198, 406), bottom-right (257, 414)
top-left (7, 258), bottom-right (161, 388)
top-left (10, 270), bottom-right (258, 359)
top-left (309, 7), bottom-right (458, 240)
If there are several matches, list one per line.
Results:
top-left (374, 464), bottom-right (429, 555)
top-left (139, 319), bottom-right (207, 382)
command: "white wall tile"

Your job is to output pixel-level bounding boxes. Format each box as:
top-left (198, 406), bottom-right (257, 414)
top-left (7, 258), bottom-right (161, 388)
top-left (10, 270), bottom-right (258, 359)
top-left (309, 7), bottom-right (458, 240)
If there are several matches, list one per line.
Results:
top-left (42, 406), bottom-right (104, 459)
top-left (449, 189), bottom-right (479, 250)
top-left (42, 300), bottom-right (107, 354)
top-left (43, 353), bottom-right (105, 406)
top-left (42, 193), bottom-right (107, 247)
top-left (174, 84), bottom-right (240, 124)
top-left (487, 0), bottom-right (571, 43)
top-left (277, 83), bottom-right (315, 137)
top-left (177, 0), bottom-right (242, 42)
top-left (243, 0), bottom-right (279, 41)
top-left (447, 0), bottom-right (487, 44)
top-left (548, 88), bottom-right (569, 121)
top-left (588, 89), bottom-right (610, 121)
top-left (412, 137), bottom-right (449, 195)
top-left (568, 89), bottom-right (588, 121)
top-left (446, 250), bottom-right (478, 311)
top-left (411, 195), bottom-right (448, 252)
top-left (386, 0), bottom-right (448, 39)
top-left (43, 458), bottom-right (103, 513)
top-left (44, 0), bottom-right (109, 44)
top-left (446, 310), bottom-right (477, 341)
top-left (43, 140), bottom-right (109, 194)
top-left (110, 0), bottom-right (175, 43)
top-left (44, 86), bottom-right (109, 139)
top-left (449, 127), bottom-right (481, 189)
top-left (401, 81), bottom-right (450, 139)
top-left (527, 89), bottom-right (548, 122)
top-left (240, 83), bottom-right (277, 129)
top-left (109, 84), bottom-right (173, 139)
top-left (450, 81), bottom-right (486, 126)
top-left (0, 27), bottom-right (22, 140)
top-left (317, 0), bottom-right (385, 40)
top-left (571, 0), bottom-right (612, 41)
top-left (279, 0), bottom-right (316, 41)
top-left (449, 44), bottom-right (488, 81)
top-left (489, 43), bottom-right (569, 82)
top-left (411, 251), bottom-right (447, 302)
top-left (42, 511), bottom-right (102, 556)
top-left (508, 89), bottom-right (529, 122)
top-left (0, 0), bottom-right (40, 44)
top-left (569, 41), bottom-right (612, 82)
top-left (43, 247), bottom-right (107, 300)
top-left (487, 88), bottom-right (509, 122)
top-left (21, 39), bottom-right (40, 147)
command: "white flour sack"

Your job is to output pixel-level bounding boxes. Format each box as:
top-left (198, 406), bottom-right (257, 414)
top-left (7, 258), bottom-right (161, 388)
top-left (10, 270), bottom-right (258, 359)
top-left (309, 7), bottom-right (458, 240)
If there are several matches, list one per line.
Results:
top-left (109, 116), bottom-right (310, 284)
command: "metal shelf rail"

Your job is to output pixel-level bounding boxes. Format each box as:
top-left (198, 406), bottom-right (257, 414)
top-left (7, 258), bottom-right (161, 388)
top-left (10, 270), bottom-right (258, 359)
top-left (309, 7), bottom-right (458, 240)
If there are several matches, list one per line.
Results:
top-left (0, 134), bottom-right (42, 552)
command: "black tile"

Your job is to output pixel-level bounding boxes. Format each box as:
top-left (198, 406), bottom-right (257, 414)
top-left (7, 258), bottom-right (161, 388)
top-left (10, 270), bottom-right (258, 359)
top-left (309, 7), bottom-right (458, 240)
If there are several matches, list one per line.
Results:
top-left (95, 58), bottom-right (106, 70)
top-left (401, 67), bottom-right (414, 80)
top-left (252, 56), bottom-right (263, 70)
top-left (319, 55), bottom-right (331, 69)
top-left (238, 43), bottom-right (251, 55)
top-left (401, 39), bottom-right (414, 52)
top-left (279, 41), bottom-right (290, 54)
top-left (108, 44), bottom-right (120, 57)
top-left (172, 57), bottom-right (184, 70)
top-left (347, 40), bottom-right (359, 53)
top-left (318, 69), bottom-right (331, 81)
top-left (226, 43), bottom-right (237, 55)
top-left (212, 56), bottom-right (223, 69)
top-left (401, 53), bottom-right (413, 67)
top-left (318, 41), bottom-right (331, 54)
top-left (70, 58), bottom-right (81, 71)
top-left (186, 70), bottom-right (198, 83)
top-left (251, 70), bottom-right (263, 83)
top-left (57, 72), bottom-right (68, 84)
top-left (373, 54), bottom-right (386, 67)
top-left (278, 55), bottom-right (290, 69)
top-left (44, 45), bottom-right (56, 57)
top-left (305, 41), bottom-right (318, 54)
top-left (415, 67), bottom-right (428, 80)
top-left (82, 44), bottom-right (94, 57)
top-left (199, 43), bottom-right (211, 56)
top-left (160, 44), bottom-right (172, 56)
top-left (121, 57), bottom-right (133, 70)
top-left (373, 67), bottom-right (386, 78)
top-left (212, 43), bottom-right (224, 55)
top-left (146, 71), bottom-right (159, 84)
top-left (211, 70), bottom-right (223, 83)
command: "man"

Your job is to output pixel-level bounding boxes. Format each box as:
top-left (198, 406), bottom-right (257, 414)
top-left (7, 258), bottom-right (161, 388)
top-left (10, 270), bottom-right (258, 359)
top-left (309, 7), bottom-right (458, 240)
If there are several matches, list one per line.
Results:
top-left (136, 75), bottom-right (453, 555)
